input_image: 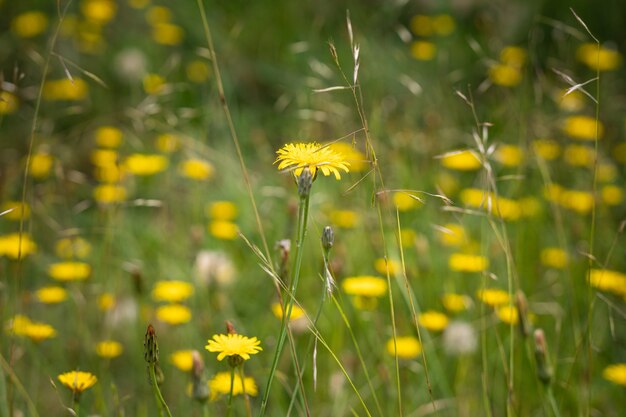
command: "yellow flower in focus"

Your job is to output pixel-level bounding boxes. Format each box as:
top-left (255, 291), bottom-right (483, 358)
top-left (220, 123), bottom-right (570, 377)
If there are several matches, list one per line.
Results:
top-left (442, 293), bottom-right (470, 312)
top-left (576, 43), bottom-right (621, 71)
top-left (155, 133), bottom-right (181, 153)
top-left (588, 269), bottom-right (626, 296)
top-left (98, 293), bottom-right (115, 311)
top-left (603, 363), bottom-right (626, 386)
top-left (1, 201), bottom-right (30, 221)
top-left (342, 276), bottom-right (387, 298)
top-left (560, 189), bottom-right (594, 214)
top-left (48, 261), bottom-right (91, 282)
top-left (145, 6), bottom-right (172, 25)
top-left (386, 336), bottom-right (421, 360)
top-left (329, 209), bottom-right (359, 229)
top-left (410, 40), bottom-right (437, 61)
top-left (208, 201), bottom-right (238, 221)
top-left (156, 304), bottom-right (192, 325)
top-left (449, 253), bottom-right (488, 273)
top-left (540, 247), bottom-right (568, 269)
top-left (393, 192), bottom-right (421, 211)
top-left (81, 0), bottom-right (117, 24)
top-left (58, 371), bottom-right (97, 394)
top-left (152, 23), bottom-right (184, 45)
top-left (562, 115), bottom-right (603, 140)
top-left (477, 288), bottom-right (510, 307)
top-left (500, 46), bottom-right (527, 68)
top-left (94, 184), bottom-right (127, 204)
top-left (152, 280), bottom-right (194, 303)
top-left (601, 185), bottom-right (624, 206)
top-left (170, 350), bottom-right (194, 372)
top-left (437, 223), bottom-right (467, 247)
top-left (0, 233), bottom-right (37, 259)
top-left (209, 221), bottom-right (239, 240)
top-left (96, 340), bottom-right (123, 358)
top-left (186, 60), bottom-right (211, 83)
top-left (495, 144), bottom-right (524, 167)
top-left (432, 14), bottom-right (455, 36)
top-left (532, 139), bottom-right (561, 160)
top-left (55, 237), bottom-right (92, 259)
top-left (11, 11), bottom-right (48, 38)
top-left (125, 153), bottom-right (168, 176)
top-left (29, 151), bottom-right (54, 179)
top-left (418, 310), bottom-right (449, 331)
top-left (95, 126), bottom-right (123, 148)
top-left (205, 333), bottom-right (262, 361)
top-left (275, 142), bottom-right (350, 180)
top-left (374, 258), bottom-right (400, 275)
top-left (439, 149), bottom-right (481, 171)
top-left (409, 15), bottom-right (433, 36)
top-left (24, 322), bottom-right (57, 342)
top-left (271, 302), bottom-right (305, 321)
top-left (489, 64), bottom-right (522, 87)
top-left (143, 73), bottom-right (166, 95)
top-left (496, 305), bottom-right (518, 325)
top-left (35, 286), bottom-right (68, 304)
top-left (563, 144), bottom-right (595, 167)
top-left (180, 159), bottom-right (214, 181)
top-left (209, 372), bottom-right (258, 400)
top-left (328, 143), bottom-right (368, 172)
top-left (0, 91), bottom-right (19, 114)
top-left (42, 79), bottom-right (88, 101)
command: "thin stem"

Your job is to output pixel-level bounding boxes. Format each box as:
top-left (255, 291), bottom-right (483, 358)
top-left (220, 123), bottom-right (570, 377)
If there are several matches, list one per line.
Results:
top-left (226, 367), bottom-right (235, 417)
top-left (149, 365), bottom-right (172, 417)
top-left (239, 366), bottom-right (252, 417)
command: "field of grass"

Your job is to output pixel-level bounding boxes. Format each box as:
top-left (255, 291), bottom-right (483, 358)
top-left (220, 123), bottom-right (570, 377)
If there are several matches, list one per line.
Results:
top-left (1, 1), bottom-right (626, 416)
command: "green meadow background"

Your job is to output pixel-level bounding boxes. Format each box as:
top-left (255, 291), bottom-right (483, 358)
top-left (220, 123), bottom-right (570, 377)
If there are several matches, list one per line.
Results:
top-left (1, 0), bottom-right (625, 416)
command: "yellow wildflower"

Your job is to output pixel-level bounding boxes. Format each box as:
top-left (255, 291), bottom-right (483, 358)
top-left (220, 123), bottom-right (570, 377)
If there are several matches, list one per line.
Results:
top-left (35, 286), bottom-right (69, 304)
top-left (0, 233), bottom-right (37, 259)
top-left (81, 0), bottom-right (117, 24)
top-left (58, 371), bottom-right (97, 394)
top-left (374, 258), bottom-right (401, 275)
top-left (328, 143), bottom-right (368, 172)
top-left (48, 262), bottom-right (91, 281)
top-left (152, 23), bottom-right (184, 45)
top-left (563, 144), bottom-right (595, 167)
top-left (601, 185), bottom-right (623, 206)
top-left (209, 372), bottom-right (258, 400)
top-left (437, 223), bottom-right (467, 247)
top-left (186, 60), bottom-right (211, 83)
top-left (540, 247), bottom-right (568, 269)
top-left (557, 89), bottom-right (585, 112)
top-left (98, 293), bottom-right (115, 311)
top-left (145, 6), bottom-right (172, 25)
top-left (170, 350), bottom-right (195, 372)
top-left (55, 237), bottom-right (91, 259)
top-left (6, 315), bottom-right (32, 336)
top-left (155, 133), bottom-right (181, 153)
top-left (562, 115), bottom-right (604, 140)
top-left (576, 43), bottom-right (621, 71)
top-left (418, 310), bottom-right (449, 331)
top-left (180, 158), bottom-right (214, 180)
top-left (560, 189), bottom-right (594, 214)
top-left (409, 15), bottom-right (433, 37)
top-left (11, 11), bottom-right (48, 38)
top-left (448, 253), bottom-right (488, 273)
top-left (588, 269), bottom-right (626, 296)
top-left (208, 201), bottom-right (238, 221)
top-left (393, 192), bottom-right (422, 211)
top-left (410, 41), bottom-right (436, 61)
top-left (275, 142), bottom-right (350, 180)
top-left (329, 209), bottom-right (359, 229)
top-left (496, 305), bottom-right (518, 325)
top-left (156, 304), bottom-right (192, 325)
top-left (205, 334), bottom-right (262, 361)
top-left (95, 340), bottom-right (123, 358)
top-left (460, 188), bottom-right (521, 220)
top-left (477, 288), bottom-right (510, 307)
top-left (435, 172), bottom-right (459, 196)
top-left (432, 14), bottom-right (455, 36)
top-left (209, 221), bottom-right (239, 240)
top-left (342, 276), bottom-right (387, 298)
top-left (500, 46), bottom-right (527, 68)
top-left (1, 201), bottom-right (30, 221)
top-left (124, 153), bottom-right (168, 176)
top-left (439, 149), bottom-right (481, 171)
top-left (271, 302), bottom-right (305, 321)
top-left (152, 280), bottom-right (194, 303)
top-left (24, 322), bottom-right (57, 342)
top-left (603, 363), bottom-right (626, 386)
top-left (399, 228), bottom-right (417, 248)
top-left (91, 149), bottom-right (118, 167)
top-left (386, 336), bottom-right (421, 360)
top-left (532, 139), bottom-right (561, 160)
top-left (95, 126), bottom-right (123, 148)
top-left (0, 91), bottom-right (19, 114)
top-left (143, 73), bottom-right (166, 95)
top-left (94, 184), bottom-right (127, 204)
top-left (29, 151), bottom-right (54, 179)
top-left (42, 79), bottom-right (88, 101)
top-left (495, 144), bottom-right (524, 167)
top-left (442, 293), bottom-right (470, 312)
top-left (489, 64), bottom-right (522, 87)
top-left (597, 163), bottom-right (618, 182)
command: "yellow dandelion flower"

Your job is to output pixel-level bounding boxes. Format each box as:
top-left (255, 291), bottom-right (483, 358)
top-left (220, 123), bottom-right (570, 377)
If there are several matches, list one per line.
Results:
top-left (603, 363), bottom-right (626, 386)
top-left (180, 158), bottom-right (214, 180)
top-left (562, 115), bottom-right (604, 140)
top-left (435, 172), bottom-right (459, 196)
top-left (29, 151), bottom-right (54, 179)
top-left (42, 79), bottom-right (88, 101)
top-left (152, 280), bottom-right (194, 303)
top-left (495, 144), bottom-right (524, 167)
top-left (393, 192), bottom-right (422, 211)
top-left (477, 288), bottom-right (510, 307)
top-left (519, 197), bottom-right (542, 218)
top-left (208, 201), bottom-right (238, 221)
top-left (588, 269), bottom-right (626, 296)
top-left (540, 247), bottom-right (568, 269)
top-left (275, 142), bottom-right (350, 180)
top-left (11, 11), bottom-right (48, 38)
top-left (557, 89), bottom-right (585, 112)
top-left (143, 73), bottom-right (166, 95)
top-left (448, 253), bottom-right (488, 273)
top-left (48, 261), bottom-right (91, 282)
top-left (35, 286), bottom-right (68, 304)
top-left (124, 153), bottom-right (168, 176)
top-left (209, 372), bottom-right (258, 400)
top-left (439, 149), bottom-right (481, 171)
top-left (55, 237), bottom-right (91, 259)
top-left (58, 371), bottom-right (97, 394)
top-left (155, 133), bottom-right (181, 153)
top-left (442, 293), bottom-right (470, 312)
top-left (543, 183), bottom-right (564, 203)
top-left (0, 91), bottom-right (19, 114)
top-left (98, 293), bottom-right (115, 311)
top-left (386, 336), bottom-right (421, 360)
top-left (186, 60), bottom-right (211, 83)
top-left (399, 228), bottom-right (417, 248)
top-left (532, 139), bottom-right (561, 160)
top-left (0, 233), bottom-right (37, 259)
top-left (576, 43), bottom-right (621, 71)
top-left (329, 209), bottom-right (359, 229)
top-left (489, 64), bottom-right (522, 87)
top-left (496, 305), bottom-right (518, 325)
top-left (95, 126), bottom-right (123, 148)
top-left (1, 201), bottom-right (30, 221)
top-left (560, 189), bottom-right (594, 214)
top-left (156, 304), bottom-right (192, 325)
top-left (145, 6), bottom-right (172, 25)
top-left (460, 188), bottom-right (521, 221)
top-left (601, 185), bottom-right (623, 206)
top-left (563, 144), bottom-right (595, 167)
top-left (96, 340), bottom-right (123, 358)
top-left (409, 15), bottom-right (433, 37)
top-left (410, 40), bottom-right (436, 61)
top-left (24, 322), bottom-right (57, 342)
top-left (433, 14), bottom-right (455, 36)
top-left (94, 184), bottom-right (127, 204)
top-left (6, 315), bottom-right (32, 336)
top-left (205, 334), bottom-right (262, 361)
top-left (81, 0), bottom-right (117, 24)
top-left (418, 310), bottom-right (449, 332)
top-left (271, 302), bottom-right (305, 321)
top-left (152, 22), bottom-right (184, 45)
top-left (437, 223), bottom-right (467, 247)
top-left (209, 220), bottom-right (239, 240)
top-left (328, 143), bottom-right (368, 172)
top-left (91, 149), bottom-right (118, 167)
top-left (170, 350), bottom-right (195, 372)
top-left (342, 276), bottom-right (387, 297)
top-left (374, 258), bottom-right (401, 275)
top-left (500, 46), bottom-right (527, 68)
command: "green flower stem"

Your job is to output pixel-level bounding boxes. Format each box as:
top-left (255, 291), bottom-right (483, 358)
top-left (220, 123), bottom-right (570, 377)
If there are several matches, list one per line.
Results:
top-left (239, 366), bottom-right (252, 417)
top-left (258, 191), bottom-right (311, 417)
top-left (226, 367), bottom-right (235, 417)
top-left (149, 364), bottom-right (172, 417)
top-left (72, 395), bottom-right (80, 417)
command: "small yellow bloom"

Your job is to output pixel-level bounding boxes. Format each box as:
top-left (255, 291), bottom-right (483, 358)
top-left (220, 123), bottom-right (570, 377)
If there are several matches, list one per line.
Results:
top-left (601, 185), bottom-right (624, 206)
top-left (152, 280), bottom-right (194, 303)
top-left (328, 143), bottom-right (368, 172)
top-left (143, 73), bottom-right (166, 95)
top-left (588, 269), bottom-right (626, 296)
top-left (205, 333), bottom-right (262, 361)
top-left (418, 310), bottom-right (449, 331)
top-left (496, 305), bottom-right (518, 325)
top-left (439, 149), bottom-right (481, 171)
top-left (42, 79), bottom-right (88, 101)
top-left (11, 11), bottom-right (48, 38)
top-left (81, 0), bottom-right (117, 24)
top-left (48, 261), bottom-right (91, 281)
top-left (124, 153), bottom-right (168, 176)
top-left (209, 372), bottom-right (258, 400)
top-left (209, 220), bottom-right (239, 240)
top-left (186, 60), bottom-right (211, 83)
top-left (98, 293), bottom-right (115, 311)
top-left (576, 43), bottom-right (621, 71)
top-left (386, 336), bottom-right (421, 359)
top-left (156, 304), bottom-right (192, 325)
top-left (152, 23), bottom-right (184, 45)
top-left (145, 6), bottom-right (172, 25)
top-left (208, 201), bottom-right (238, 221)
top-left (448, 253), bottom-right (488, 273)
top-left (557, 89), bottom-right (585, 112)
top-left (374, 258), bottom-right (401, 275)
top-left (342, 276), bottom-right (387, 298)
top-left (170, 350), bottom-right (195, 372)
top-left (58, 371), bottom-right (97, 394)
top-left (399, 228), bottom-right (417, 248)
top-left (540, 247), bottom-right (568, 269)
top-left (500, 46), bottom-right (527, 68)
top-left (96, 340), bottom-right (123, 358)
top-left (94, 184), bottom-right (127, 204)
top-left (563, 144), bottom-right (595, 167)
top-left (437, 223), bottom-right (467, 247)
top-left (0, 233), bottom-right (37, 259)
top-left (441, 293), bottom-right (470, 312)
top-left (393, 192), bottom-right (421, 211)
top-left (410, 40), bottom-right (436, 61)
top-left (1, 201), bottom-right (30, 221)
top-left (29, 152), bottom-right (54, 179)
top-left (489, 64), bottom-right (522, 87)
top-left (95, 126), bottom-right (123, 148)
top-left (329, 209), bottom-right (359, 229)
top-left (562, 115), bottom-right (604, 140)
top-left (560, 189), bottom-right (594, 214)
top-left (6, 315), bottom-right (32, 336)
top-left (494, 144), bottom-right (524, 167)
top-left (432, 14), bottom-right (455, 36)
top-left (275, 142), bottom-right (350, 180)
top-left (0, 91), bottom-right (19, 114)
top-left (532, 139), bottom-right (561, 160)
top-left (603, 363), bottom-right (626, 386)
top-left (91, 149), bottom-right (119, 167)
top-left (271, 302), bottom-right (305, 321)
top-left (409, 15), bottom-right (432, 37)
top-left (180, 158), bottom-right (214, 180)
top-left (24, 322), bottom-right (57, 342)
top-left (477, 288), bottom-right (510, 307)
top-left (155, 133), bottom-right (181, 153)
top-left (460, 188), bottom-right (521, 221)
top-left (35, 286), bottom-right (69, 304)
top-left (55, 237), bottom-right (92, 259)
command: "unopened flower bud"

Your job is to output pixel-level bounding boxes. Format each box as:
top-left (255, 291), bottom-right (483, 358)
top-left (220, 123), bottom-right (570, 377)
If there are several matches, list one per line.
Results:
top-left (534, 329), bottom-right (552, 385)
top-left (297, 167), bottom-right (313, 199)
top-left (515, 291), bottom-right (532, 338)
top-left (226, 321), bottom-right (237, 335)
top-left (322, 226), bottom-right (334, 251)
top-left (144, 324), bottom-right (159, 365)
